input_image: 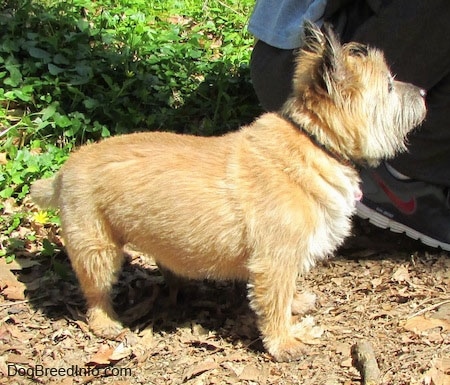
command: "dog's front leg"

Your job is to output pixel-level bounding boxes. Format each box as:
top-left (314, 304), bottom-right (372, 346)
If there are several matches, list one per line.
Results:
top-left (248, 259), bottom-right (307, 362)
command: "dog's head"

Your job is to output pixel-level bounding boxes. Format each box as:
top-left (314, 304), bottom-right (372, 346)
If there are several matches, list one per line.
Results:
top-left (282, 21), bottom-right (427, 166)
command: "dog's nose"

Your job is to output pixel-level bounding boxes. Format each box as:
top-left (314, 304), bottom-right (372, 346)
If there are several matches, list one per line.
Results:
top-left (420, 89), bottom-right (427, 98)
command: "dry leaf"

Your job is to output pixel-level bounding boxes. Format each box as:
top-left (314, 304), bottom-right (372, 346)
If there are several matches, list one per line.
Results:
top-left (87, 341), bottom-right (132, 365)
top-left (166, 15), bottom-right (192, 26)
top-left (6, 353), bottom-right (30, 365)
top-left (9, 324), bottom-right (32, 342)
top-left (192, 322), bottom-right (209, 336)
top-left (108, 381), bottom-right (131, 385)
top-left (371, 277), bottom-right (383, 288)
top-left (183, 359), bottom-right (219, 382)
top-left (392, 265), bottom-right (410, 282)
top-left (334, 341), bottom-right (351, 356)
top-left (133, 328), bottom-right (156, 362)
top-left (403, 316), bottom-right (450, 333)
top-left (210, 38), bottom-right (222, 49)
top-left (217, 353), bottom-right (248, 364)
top-left (422, 358), bottom-right (450, 385)
top-left (435, 357), bottom-right (450, 372)
top-left (0, 260), bottom-right (18, 283)
top-left (88, 344), bottom-right (115, 365)
top-left (109, 342), bottom-right (132, 361)
top-left (138, 328), bottom-right (155, 348)
top-left (239, 365), bottom-right (264, 382)
top-left (291, 316), bottom-right (324, 345)
top-left (189, 338), bottom-right (223, 351)
top-left (340, 357), bottom-right (353, 367)
top-left (0, 258), bottom-right (28, 300)
top-left (56, 378), bottom-right (74, 385)
top-left (331, 277), bottom-right (344, 286)
top-left (1, 280), bottom-right (26, 300)
top-left (0, 356), bottom-right (9, 376)
top-left (1, 198), bottom-right (17, 215)
top-left (0, 152), bottom-right (7, 165)
top-left (431, 303), bottom-right (450, 321)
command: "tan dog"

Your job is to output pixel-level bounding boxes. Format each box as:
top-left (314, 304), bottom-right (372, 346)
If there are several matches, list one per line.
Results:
top-left (31, 22), bottom-right (426, 361)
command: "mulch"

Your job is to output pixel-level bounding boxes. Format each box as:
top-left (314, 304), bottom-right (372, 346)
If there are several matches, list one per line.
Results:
top-left (0, 202), bottom-right (449, 385)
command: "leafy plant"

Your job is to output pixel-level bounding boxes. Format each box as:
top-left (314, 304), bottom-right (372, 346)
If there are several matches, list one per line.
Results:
top-left (0, 139), bottom-right (70, 200)
top-left (0, 0), bottom-right (259, 144)
top-left (0, 0), bottom-right (260, 261)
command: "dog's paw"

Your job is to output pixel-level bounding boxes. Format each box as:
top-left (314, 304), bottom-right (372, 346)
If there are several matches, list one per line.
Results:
top-left (88, 307), bottom-right (124, 339)
top-left (266, 336), bottom-right (308, 362)
top-left (264, 317), bottom-right (324, 362)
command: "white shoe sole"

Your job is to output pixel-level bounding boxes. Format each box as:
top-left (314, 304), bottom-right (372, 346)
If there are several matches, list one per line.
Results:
top-left (356, 201), bottom-right (450, 251)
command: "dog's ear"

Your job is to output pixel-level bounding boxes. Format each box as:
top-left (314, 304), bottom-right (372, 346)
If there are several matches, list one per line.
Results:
top-left (321, 23), bottom-right (346, 78)
top-left (301, 20), bottom-right (326, 56)
top-left (300, 21), bottom-right (347, 94)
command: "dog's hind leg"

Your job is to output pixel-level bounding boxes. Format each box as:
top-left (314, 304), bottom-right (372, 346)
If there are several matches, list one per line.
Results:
top-left (63, 216), bottom-right (125, 338)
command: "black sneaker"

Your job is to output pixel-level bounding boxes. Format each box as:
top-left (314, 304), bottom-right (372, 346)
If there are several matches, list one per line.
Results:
top-left (356, 163), bottom-right (450, 251)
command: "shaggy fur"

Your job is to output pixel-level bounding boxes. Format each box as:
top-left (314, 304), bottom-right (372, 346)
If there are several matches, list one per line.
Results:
top-left (30, 22), bottom-right (426, 362)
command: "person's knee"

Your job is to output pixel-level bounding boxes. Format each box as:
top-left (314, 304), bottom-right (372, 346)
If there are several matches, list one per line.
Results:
top-left (250, 40), bottom-right (296, 111)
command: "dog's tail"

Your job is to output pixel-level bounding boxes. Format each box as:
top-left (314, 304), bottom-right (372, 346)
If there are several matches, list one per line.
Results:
top-left (30, 175), bottom-right (60, 209)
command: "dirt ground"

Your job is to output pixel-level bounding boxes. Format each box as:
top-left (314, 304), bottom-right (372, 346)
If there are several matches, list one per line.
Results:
top-left (0, 202), bottom-right (449, 385)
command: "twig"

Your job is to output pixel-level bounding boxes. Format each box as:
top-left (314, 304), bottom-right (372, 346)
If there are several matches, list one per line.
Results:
top-left (408, 298), bottom-right (450, 319)
top-left (351, 340), bottom-right (381, 385)
top-left (0, 295), bottom-right (48, 307)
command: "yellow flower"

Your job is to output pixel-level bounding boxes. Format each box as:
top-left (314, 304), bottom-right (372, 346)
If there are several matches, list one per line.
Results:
top-left (33, 211), bottom-right (49, 225)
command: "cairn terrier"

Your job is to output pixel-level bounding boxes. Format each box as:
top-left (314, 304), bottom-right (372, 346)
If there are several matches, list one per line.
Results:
top-left (31, 22), bottom-right (426, 361)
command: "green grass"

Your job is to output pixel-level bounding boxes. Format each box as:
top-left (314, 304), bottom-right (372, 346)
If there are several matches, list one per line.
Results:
top-left (0, 0), bottom-right (260, 257)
